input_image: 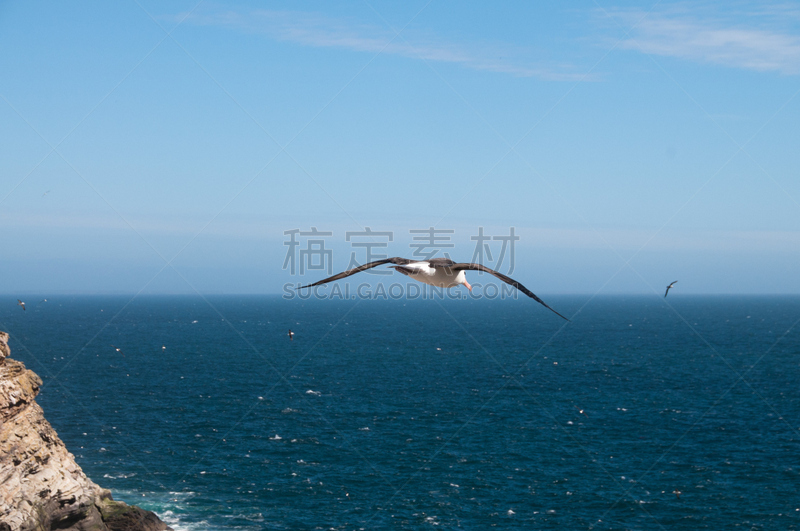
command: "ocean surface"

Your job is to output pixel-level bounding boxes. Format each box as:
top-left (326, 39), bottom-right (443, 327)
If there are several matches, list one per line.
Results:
top-left (2, 295), bottom-right (800, 530)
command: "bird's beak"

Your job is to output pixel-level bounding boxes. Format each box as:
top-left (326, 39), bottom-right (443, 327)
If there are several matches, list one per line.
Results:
top-left (464, 280), bottom-right (472, 292)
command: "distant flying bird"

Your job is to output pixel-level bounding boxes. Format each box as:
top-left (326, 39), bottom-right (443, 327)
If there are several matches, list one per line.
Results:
top-left (574, 406), bottom-right (588, 417)
top-left (17, 299), bottom-right (25, 311)
top-left (298, 257), bottom-right (569, 320)
top-left (42, 190), bottom-right (51, 197)
top-left (288, 329), bottom-right (294, 341)
top-left (111, 345), bottom-right (125, 357)
top-left (673, 489), bottom-right (681, 499)
top-left (664, 281), bottom-right (678, 298)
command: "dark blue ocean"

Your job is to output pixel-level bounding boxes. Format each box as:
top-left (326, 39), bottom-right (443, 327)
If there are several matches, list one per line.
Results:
top-left (2, 295), bottom-right (800, 530)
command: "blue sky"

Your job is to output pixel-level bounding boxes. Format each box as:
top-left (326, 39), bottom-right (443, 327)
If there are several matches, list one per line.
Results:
top-left (1, 1), bottom-right (799, 295)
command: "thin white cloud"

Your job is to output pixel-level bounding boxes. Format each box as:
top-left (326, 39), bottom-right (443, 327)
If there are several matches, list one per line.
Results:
top-left (7, 211), bottom-right (800, 254)
top-left (612, 5), bottom-right (800, 74)
top-left (183, 8), bottom-right (589, 81)
top-left (525, 226), bottom-right (800, 253)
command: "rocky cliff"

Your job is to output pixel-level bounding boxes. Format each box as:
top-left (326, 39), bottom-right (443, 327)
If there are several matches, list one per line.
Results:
top-left (0, 332), bottom-right (171, 531)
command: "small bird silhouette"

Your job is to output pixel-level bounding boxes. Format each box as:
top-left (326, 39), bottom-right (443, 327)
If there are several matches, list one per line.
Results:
top-left (673, 489), bottom-right (681, 499)
top-left (664, 281), bottom-right (678, 298)
top-left (17, 299), bottom-right (25, 311)
top-left (288, 329), bottom-right (295, 341)
top-left (111, 345), bottom-right (125, 357)
top-left (574, 406), bottom-right (588, 417)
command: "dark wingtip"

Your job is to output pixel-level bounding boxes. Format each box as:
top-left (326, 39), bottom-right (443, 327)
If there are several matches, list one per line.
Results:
top-left (554, 309), bottom-right (570, 322)
top-left (526, 292), bottom-right (570, 322)
top-left (536, 299), bottom-right (570, 322)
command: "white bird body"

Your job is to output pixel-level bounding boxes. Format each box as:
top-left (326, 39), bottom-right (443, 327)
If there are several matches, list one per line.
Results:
top-left (396, 261), bottom-right (468, 289)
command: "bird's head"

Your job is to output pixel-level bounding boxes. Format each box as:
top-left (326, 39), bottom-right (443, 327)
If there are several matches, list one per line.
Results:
top-left (455, 270), bottom-right (472, 291)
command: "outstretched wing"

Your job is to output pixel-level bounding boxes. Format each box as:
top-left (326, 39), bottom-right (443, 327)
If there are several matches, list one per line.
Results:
top-left (450, 263), bottom-right (569, 321)
top-left (297, 257), bottom-right (417, 289)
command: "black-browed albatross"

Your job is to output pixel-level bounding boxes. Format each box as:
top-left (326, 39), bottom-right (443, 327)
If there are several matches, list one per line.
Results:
top-left (298, 257), bottom-right (569, 320)
top-left (664, 281), bottom-right (678, 298)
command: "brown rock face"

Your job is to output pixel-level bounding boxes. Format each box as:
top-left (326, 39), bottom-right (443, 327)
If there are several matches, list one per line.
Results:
top-left (0, 334), bottom-right (171, 531)
top-left (0, 333), bottom-right (10, 364)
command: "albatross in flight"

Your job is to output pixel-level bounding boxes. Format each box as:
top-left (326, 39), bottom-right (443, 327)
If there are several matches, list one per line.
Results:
top-left (664, 281), bottom-right (678, 298)
top-left (298, 257), bottom-right (569, 321)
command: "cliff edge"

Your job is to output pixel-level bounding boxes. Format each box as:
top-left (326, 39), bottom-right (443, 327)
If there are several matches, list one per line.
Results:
top-left (0, 332), bottom-right (171, 531)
